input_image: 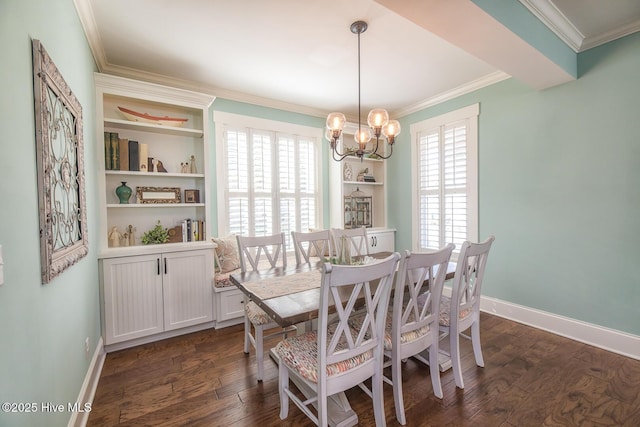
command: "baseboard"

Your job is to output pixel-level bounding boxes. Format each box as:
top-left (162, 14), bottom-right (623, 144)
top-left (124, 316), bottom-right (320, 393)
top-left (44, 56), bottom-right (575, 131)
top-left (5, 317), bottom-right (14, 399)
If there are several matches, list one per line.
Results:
top-left (214, 317), bottom-right (244, 329)
top-left (68, 337), bottom-right (106, 427)
top-left (104, 321), bottom-right (216, 352)
top-left (479, 296), bottom-right (640, 360)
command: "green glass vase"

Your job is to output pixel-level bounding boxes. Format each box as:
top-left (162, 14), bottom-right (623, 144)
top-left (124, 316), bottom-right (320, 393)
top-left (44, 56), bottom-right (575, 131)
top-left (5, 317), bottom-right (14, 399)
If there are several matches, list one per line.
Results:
top-left (115, 181), bottom-right (132, 204)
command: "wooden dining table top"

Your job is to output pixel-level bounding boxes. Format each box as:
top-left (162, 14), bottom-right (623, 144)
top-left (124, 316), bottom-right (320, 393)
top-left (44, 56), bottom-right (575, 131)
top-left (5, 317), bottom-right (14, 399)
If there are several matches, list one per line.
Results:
top-left (230, 251), bottom-right (457, 327)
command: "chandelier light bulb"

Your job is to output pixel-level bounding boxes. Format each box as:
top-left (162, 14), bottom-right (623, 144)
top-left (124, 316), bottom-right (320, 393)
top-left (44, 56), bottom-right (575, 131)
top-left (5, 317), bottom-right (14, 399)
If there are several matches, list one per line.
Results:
top-left (382, 120), bottom-right (401, 145)
top-left (367, 109), bottom-right (389, 130)
top-left (354, 127), bottom-right (372, 147)
top-left (326, 112), bottom-right (346, 132)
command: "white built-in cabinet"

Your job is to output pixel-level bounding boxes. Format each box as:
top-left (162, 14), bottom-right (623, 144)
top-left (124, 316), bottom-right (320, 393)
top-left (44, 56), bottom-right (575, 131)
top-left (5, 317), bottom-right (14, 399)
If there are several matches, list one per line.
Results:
top-left (95, 73), bottom-right (219, 350)
top-left (330, 122), bottom-right (396, 251)
top-left (101, 248), bottom-right (214, 347)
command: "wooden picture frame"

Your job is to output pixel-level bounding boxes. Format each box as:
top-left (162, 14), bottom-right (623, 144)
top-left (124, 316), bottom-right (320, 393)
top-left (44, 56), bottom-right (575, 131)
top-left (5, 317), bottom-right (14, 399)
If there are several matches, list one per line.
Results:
top-left (136, 186), bottom-right (181, 204)
top-left (184, 189), bottom-right (200, 203)
top-left (32, 39), bottom-right (88, 284)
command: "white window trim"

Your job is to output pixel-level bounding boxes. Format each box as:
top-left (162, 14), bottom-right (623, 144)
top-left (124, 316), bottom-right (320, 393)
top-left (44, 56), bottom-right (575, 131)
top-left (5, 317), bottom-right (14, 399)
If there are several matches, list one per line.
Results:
top-left (213, 111), bottom-right (324, 237)
top-left (409, 103), bottom-right (479, 252)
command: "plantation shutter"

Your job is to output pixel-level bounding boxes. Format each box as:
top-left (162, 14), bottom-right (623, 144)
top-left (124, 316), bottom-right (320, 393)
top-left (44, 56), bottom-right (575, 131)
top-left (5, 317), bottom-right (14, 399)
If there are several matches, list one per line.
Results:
top-left (221, 122), bottom-right (320, 244)
top-left (417, 116), bottom-right (473, 251)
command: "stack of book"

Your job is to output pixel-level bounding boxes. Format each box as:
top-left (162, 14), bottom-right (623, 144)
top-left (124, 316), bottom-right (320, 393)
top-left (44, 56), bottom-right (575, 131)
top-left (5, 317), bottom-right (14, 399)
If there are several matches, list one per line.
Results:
top-left (104, 132), bottom-right (148, 172)
top-left (181, 219), bottom-right (205, 242)
top-left (363, 175), bottom-right (376, 182)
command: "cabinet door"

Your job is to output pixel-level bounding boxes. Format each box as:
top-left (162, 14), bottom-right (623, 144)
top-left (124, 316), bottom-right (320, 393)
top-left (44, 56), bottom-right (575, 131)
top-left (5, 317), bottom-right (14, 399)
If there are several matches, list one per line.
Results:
top-left (162, 249), bottom-right (214, 331)
top-left (102, 255), bottom-right (164, 344)
top-left (216, 288), bottom-right (245, 322)
top-left (368, 230), bottom-right (395, 253)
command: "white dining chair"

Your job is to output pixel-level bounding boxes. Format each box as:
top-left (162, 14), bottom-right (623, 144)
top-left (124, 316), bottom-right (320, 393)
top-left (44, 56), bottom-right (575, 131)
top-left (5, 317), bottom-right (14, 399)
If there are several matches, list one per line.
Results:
top-left (274, 253), bottom-right (400, 427)
top-left (236, 232), bottom-right (294, 382)
top-left (386, 244), bottom-right (454, 424)
top-left (291, 229), bottom-right (332, 267)
top-left (439, 235), bottom-right (495, 389)
top-left (331, 227), bottom-right (369, 258)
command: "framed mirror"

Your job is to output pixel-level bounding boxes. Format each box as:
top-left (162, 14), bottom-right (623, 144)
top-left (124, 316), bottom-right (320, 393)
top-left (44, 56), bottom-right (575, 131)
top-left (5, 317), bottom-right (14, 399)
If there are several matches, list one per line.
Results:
top-left (136, 186), bottom-right (181, 204)
top-left (32, 39), bottom-right (88, 284)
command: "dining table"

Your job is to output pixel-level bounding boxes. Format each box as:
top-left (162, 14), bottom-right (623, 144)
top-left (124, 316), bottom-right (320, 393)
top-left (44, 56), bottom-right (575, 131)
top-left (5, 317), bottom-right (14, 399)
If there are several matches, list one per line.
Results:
top-left (230, 251), bottom-right (457, 427)
top-left (230, 251), bottom-right (456, 328)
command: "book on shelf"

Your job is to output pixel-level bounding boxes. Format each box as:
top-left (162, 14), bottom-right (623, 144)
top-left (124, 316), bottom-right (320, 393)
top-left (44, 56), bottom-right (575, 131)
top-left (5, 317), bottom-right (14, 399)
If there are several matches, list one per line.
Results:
top-left (363, 175), bottom-right (376, 182)
top-left (110, 132), bottom-right (120, 170)
top-left (180, 219), bottom-right (205, 242)
top-left (138, 142), bottom-right (148, 172)
top-left (118, 138), bottom-right (129, 171)
top-left (128, 140), bottom-right (139, 171)
top-left (104, 132), bottom-right (112, 170)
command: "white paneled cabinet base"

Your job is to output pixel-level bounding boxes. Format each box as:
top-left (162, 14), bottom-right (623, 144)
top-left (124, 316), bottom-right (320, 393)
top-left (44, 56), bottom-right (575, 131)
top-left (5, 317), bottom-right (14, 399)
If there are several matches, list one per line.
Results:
top-left (213, 286), bottom-right (245, 328)
top-left (96, 74), bottom-right (218, 351)
top-left (100, 246), bottom-right (215, 352)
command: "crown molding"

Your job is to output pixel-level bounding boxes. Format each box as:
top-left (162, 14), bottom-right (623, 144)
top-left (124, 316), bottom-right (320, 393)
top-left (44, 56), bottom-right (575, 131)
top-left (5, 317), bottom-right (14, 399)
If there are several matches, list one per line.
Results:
top-left (99, 62), bottom-right (330, 119)
top-left (519, 0), bottom-right (584, 52)
top-left (580, 18), bottom-right (640, 51)
top-left (73, 0), bottom-right (108, 69)
top-left (519, 0), bottom-right (640, 52)
top-left (392, 71), bottom-right (511, 118)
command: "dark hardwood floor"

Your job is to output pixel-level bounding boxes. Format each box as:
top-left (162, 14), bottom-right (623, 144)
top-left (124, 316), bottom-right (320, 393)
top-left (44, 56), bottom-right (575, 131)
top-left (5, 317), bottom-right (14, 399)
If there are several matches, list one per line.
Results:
top-left (87, 313), bottom-right (640, 426)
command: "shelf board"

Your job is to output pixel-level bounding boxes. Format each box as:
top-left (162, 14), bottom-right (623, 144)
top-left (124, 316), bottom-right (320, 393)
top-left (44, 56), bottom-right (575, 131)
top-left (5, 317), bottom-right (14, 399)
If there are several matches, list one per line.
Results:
top-left (104, 118), bottom-right (203, 137)
top-left (105, 170), bottom-right (204, 178)
top-left (343, 155), bottom-right (384, 163)
top-left (107, 203), bottom-right (205, 208)
top-left (343, 180), bottom-right (383, 186)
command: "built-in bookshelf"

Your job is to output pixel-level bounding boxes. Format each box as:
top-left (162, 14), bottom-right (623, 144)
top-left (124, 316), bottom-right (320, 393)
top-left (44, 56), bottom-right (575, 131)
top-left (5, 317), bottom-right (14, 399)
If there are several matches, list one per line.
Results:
top-left (329, 122), bottom-right (396, 252)
top-left (95, 73), bottom-right (215, 255)
top-left (96, 74), bottom-right (219, 350)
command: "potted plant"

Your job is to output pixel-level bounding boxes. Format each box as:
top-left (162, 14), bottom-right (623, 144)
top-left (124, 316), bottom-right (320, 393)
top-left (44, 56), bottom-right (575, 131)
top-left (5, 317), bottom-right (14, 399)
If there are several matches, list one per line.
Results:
top-left (141, 221), bottom-right (170, 245)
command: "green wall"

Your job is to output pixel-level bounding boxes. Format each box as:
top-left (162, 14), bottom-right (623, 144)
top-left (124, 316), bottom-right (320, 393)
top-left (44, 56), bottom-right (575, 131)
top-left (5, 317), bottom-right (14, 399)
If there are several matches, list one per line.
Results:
top-left (0, 1), bottom-right (100, 426)
top-left (388, 32), bottom-right (640, 336)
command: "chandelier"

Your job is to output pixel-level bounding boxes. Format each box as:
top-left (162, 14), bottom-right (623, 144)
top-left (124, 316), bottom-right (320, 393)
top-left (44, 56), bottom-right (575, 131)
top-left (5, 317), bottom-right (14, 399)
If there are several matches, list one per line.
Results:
top-left (326, 20), bottom-right (401, 162)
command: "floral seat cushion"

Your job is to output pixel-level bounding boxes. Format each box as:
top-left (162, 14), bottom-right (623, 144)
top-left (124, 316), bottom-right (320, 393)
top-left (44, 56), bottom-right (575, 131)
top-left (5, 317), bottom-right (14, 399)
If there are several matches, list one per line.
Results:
top-left (274, 325), bottom-right (373, 383)
top-left (245, 300), bottom-right (273, 326)
top-left (438, 295), bottom-right (473, 326)
top-left (214, 270), bottom-right (237, 288)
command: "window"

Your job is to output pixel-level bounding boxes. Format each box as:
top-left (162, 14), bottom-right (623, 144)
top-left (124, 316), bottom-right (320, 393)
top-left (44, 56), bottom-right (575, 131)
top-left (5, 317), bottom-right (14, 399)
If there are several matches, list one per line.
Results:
top-left (410, 104), bottom-right (478, 254)
top-left (215, 112), bottom-right (323, 250)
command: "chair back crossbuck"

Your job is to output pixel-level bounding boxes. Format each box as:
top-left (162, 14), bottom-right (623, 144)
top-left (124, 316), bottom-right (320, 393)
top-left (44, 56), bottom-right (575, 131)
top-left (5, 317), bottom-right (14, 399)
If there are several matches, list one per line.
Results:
top-left (291, 229), bottom-right (332, 267)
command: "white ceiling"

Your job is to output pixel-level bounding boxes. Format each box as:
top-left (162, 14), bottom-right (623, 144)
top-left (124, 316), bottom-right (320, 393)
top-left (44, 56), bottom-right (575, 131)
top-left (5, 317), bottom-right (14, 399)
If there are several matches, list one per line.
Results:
top-left (75, 0), bottom-right (640, 120)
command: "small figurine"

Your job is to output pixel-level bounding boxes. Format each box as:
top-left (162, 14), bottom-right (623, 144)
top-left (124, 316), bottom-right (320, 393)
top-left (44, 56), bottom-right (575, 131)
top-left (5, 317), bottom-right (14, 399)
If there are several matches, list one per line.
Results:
top-left (127, 225), bottom-right (136, 246)
top-left (122, 232), bottom-right (129, 247)
top-left (180, 162), bottom-right (188, 174)
top-left (156, 160), bottom-right (168, 172)
top-left (108, 227), bottom-right (122, 247)
top-left (189, 155), bottom-right (197, 174)
top-left (357, 167), bottom-right (368, 182)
